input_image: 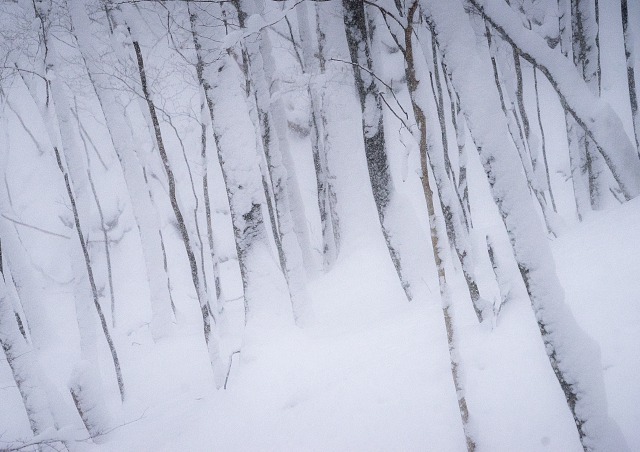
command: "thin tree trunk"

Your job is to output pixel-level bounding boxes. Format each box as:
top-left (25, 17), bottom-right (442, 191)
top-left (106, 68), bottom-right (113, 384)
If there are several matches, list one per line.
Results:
top-left (429, 40), bottom-right (471, 231)
top-left (403, 5), bottom-right (476, 448)
top-left (69, 2), bottom-right (175, 339)
top-left (199, 103), bottom-right (225, 310)
top-left (129, 34), bottom-right (223, 379)
top-left (472, 0), bottom-right (640, 200)
top-left (557, 0), bottom-right (591, 220)
top-left (72, 100), bottom-right (119, 328)
top-left (164, 113), bottom-right (217, 320)
top-left (53, 145), bottom-right (125, 403)
top-left (621, 0), bottom-right (640, 152)
top-left (411, 18), bottom-right (488, 321)
top-left (533, 66), bottom-right (558, 212)
top-left (571, 0), bottom-right (607, 209)
top-left (441, 60), bottom-right (472, 230)
top-left (485, 25), bottom-right (559, 235)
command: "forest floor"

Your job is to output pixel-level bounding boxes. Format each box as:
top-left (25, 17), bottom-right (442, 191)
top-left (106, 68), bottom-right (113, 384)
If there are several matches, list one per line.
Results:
top-left (90, 198), bottom-right (640, 451)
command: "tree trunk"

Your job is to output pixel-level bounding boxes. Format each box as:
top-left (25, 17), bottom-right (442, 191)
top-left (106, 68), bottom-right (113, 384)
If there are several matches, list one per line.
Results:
top-left (484, 25), bottom-right (560, 235)
top-left (342, 0), bottom-right (412, 300)
top-left (472, 0), bottom-right (640, 201)
top-left (70, 2), bottom-right (176, 340)
top-left (239, 0), bottom-right (313, 324)
top-left (402, 5), bottom-right (476, 448)
top-left (297, 0), bottom-right (340, 269)
top-left (189, 4), bottom-right (294, 341)
top-left (425, 1), bottom-right (628, 449)
top-left (103, 1), bottom-right (224, 383)
top-left (570, 0), bottom-right (607, 209)
top-left (0, 269), bottom-right (58, 440)
top-left (621, 0), bottom-right (640, 152)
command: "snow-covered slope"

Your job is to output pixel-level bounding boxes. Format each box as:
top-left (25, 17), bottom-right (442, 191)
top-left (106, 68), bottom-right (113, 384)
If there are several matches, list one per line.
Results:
top-left (75, 198), bottom-right (640, 452)
top-left (553, 198), bottom-right (640, 448)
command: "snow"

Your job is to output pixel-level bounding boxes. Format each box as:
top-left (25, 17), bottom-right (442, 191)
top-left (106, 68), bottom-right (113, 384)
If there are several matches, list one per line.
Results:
top-left (0, 196), bottom-right (627, 451)
top-left (88, 246), bottom-right (469, 452)
top-left (553, 197), bottom-right (640, 447)
top-left (473, 0), bottom-right (640, 200)
top-left (1, 0), bottom-right (640, 450)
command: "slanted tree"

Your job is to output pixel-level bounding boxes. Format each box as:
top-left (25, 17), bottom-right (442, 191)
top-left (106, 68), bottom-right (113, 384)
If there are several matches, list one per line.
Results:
top-left (426, 0), bottom-right (628, 449)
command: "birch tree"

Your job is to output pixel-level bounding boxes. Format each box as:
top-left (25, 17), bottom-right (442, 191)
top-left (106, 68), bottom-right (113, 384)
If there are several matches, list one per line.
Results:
top-left (13, 1), bottom-right (125, 425)
top-left (398, 3), bottom-right (476, 447)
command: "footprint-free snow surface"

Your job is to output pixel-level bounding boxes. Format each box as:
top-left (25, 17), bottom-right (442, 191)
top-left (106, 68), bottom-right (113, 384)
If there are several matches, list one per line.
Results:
top-left (87, 199), bottom-right (640, 452)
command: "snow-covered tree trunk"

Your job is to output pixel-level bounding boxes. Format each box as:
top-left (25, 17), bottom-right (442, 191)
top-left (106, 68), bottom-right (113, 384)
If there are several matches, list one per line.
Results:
top-left (0, 267), bottom-right (58, 439)
top-left (558, 0), bottom-right (591, 220)
top-left (200, 106), bottom-right (225, 309)
top-left (426, 32), bottom-right (473, 232)
top-left (100, 0), bottom-right (225, 384)
top-left (483, 25), bottom-right (561, 235)
top-left (533, 66), bottom-right (558, 212)
top-left (20, 0), bottom-right (124, 411)
top-left (222, 0), bottom-right (283, 268)
top-left (512, 49), bottom-right (557, 212)
top-left (256, 4), bottom-right (315, 277)
top-left (190, 5), bottom-right (294, 339)
top-left (238, 0), bottom-right (313, 325)
top-left (621, 0), bottom-right (639, 152)
top-left (419, 25), bottom-right (489, 321)
top-left (185, 4), bottom-right (227, 316)
top-left (485, 233), bottom-right (511, 319)
top-left (68, 2), bottom-right (175, 337)
top-left (296, 1), bottom-right (340, 269)
top-left (570, 0), bottom-right (607, 208)
top-left (442, 71), bottom-right (472, 229)
top-left (127, 30), bottom-right (224, 384)
top-left (401, 5), bottom-right (476, 448)
top-left (425, 0), bottom-right (628, 449)
top-left (342, 0), bottom-right (412, 300)
top-left (471, 0), bottom-right (640, 201)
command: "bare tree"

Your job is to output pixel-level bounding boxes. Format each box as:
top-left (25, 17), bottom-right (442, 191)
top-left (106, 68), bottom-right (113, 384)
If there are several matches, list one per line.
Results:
top-left (426, 0), bottom-right (628, 449)
top-left (100, 0), bottom-right (225, 384)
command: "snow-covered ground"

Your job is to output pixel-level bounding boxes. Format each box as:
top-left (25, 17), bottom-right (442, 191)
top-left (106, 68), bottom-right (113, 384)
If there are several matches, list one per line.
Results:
top-left (1, 1), bottom-right (639, 449)
top-left (65, 197), bottom-right (638, 452)
top-left (554, 198), bottom-right (640, 448)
